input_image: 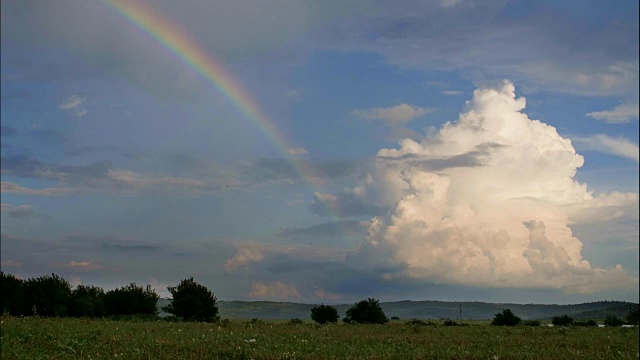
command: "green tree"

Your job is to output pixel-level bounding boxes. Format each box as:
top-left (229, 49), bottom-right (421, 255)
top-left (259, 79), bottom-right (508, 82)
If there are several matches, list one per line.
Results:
top-left (69, 284), bottom-right (105, 318)
top-left (23, 273), bottom-right (72, 316)
top-left (604, 314), bottom-right (624, 327)
top-left (626, 304), bottom-right (639, 325)
top-left (310, 304), bottom-right (339, 324)
top-left (0, 272), bottom-right (27, 316)
top-left (552, 314), bottom-right (574, 326)
top-left (104, 283), bottom-right (159, 316)
top-left (162, 278), bottom-right (219, 322)
top-left (343, 298), bottom-right (388, 324)
top-left (491, 309), bottom-right (521, 326)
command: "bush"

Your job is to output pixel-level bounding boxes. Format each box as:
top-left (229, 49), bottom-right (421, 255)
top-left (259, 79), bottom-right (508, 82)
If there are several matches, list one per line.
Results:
top-left (162, 278), bottom-right (219, 322)
top-left (390, 316), bottom-right (400, 320)
top-left (573, 319), bottom-right (598, 327)
top-left (0, 272), bottom-right (27, 316)
top-left (626, 304), bottom-right (639, 325)
top-left (290, 318), bottom-right (304, 324)
top-left (310, 304), bottom-right (339, 324)
top-left (604, 315), bottom-right (624, 327)
top-left (103, 283), bottom-right (159, 316)
top-left (405, 319), bottom-right (437, 327)
top-left (522, 320), bottom-right (541, 326)
top-left (69, 284), bottom-right (105, 318)
top-left (23, 273), bottom-right (72, 317)
top-left (343, 298), bottom-right (388, 324)
top-left (552, 314), bottom-right (574, 326)
top-left (491, 309), bottom-right (521, 326)
top-left (443, 320), bottom-right (457, 326)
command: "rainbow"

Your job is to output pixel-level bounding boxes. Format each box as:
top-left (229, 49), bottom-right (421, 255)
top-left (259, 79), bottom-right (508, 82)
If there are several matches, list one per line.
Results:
top-left (105, 1), bottom-right (343, 218)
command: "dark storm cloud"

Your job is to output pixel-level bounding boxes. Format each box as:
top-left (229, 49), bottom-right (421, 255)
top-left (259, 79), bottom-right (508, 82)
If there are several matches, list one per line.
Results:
top-left (276, 220), bottom-right (365, 240)
top-left (0, 153), bottom-right (113, 182)
top-left (377, 142), bottom-right (506, 171)
top-left (1, 126), bottom-right (17, 137)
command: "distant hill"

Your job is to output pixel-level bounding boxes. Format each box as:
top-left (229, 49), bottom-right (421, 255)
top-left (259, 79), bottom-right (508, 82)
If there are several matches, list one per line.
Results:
top-left (157, 299), bottom-right (634, 321)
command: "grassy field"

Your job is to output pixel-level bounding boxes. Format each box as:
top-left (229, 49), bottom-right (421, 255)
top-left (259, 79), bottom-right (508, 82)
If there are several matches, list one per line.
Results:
top-left (1, 316), bottom-right (638, 359)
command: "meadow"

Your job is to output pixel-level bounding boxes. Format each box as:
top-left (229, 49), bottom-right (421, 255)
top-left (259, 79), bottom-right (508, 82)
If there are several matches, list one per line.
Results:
top-left (1, 317), bottom-right (638, 359)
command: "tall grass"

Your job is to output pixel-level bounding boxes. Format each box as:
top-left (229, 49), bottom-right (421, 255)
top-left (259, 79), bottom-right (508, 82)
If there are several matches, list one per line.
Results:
top-left (1, 316), bottom-right (637, 359)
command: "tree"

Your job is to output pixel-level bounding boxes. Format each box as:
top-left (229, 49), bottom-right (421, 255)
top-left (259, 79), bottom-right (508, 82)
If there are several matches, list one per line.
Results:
top-left (552, 314), bottom-right (574, 326)
top-left (626, 304), bottom-right (639, 325)
top-left (604, 315), bottom-right (624, 327)
top-left (342, 298), bottom-right (388, 324)
top-left (162, 278), bottom-right (219, 322)
top-left (23, 273), bottom-right (72, 316)
top-left (0, 272), bottom-right (27, 316)
top-left (310, 304), bottom-right (339, 324)
top-left (69, 284), bottom-right (105, 318)
top-left (104, 283), bottom-right (159, 316)
top-left (491, 309), bottom-right (521, 326)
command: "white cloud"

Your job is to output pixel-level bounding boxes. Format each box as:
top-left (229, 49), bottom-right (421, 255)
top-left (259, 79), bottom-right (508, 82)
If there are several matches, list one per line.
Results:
top-left (352, 104), bottom-right (432, 123)
top-left (0, 181), bottom-right (70, 196)
top-left (224, 245), bottom-right (265, 272)
top-left (250, 281), bottom-right (300, 299)
top-left (287, 147), bottom-right (308, 156)
top-left (59, 95), bottom-right (87, 116)
top-left (442, 90), bottom-right (464, 95)
top-left (587, 102), bottom-right (639, 123)
top-left (571, 134), bottom-right (639, 163)
top-left (357, 80), bottom-right (638, 293)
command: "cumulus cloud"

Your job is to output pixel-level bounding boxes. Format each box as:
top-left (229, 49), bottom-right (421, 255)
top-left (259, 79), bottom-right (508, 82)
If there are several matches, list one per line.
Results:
top-left (356, 80), bottom-right (638, 293)
top-left (571, 134), bottom-right (639, 163)
top-left (59, 95), bottom-right (87, 116)
top-left (352, 104), bottom-right (432, 123)
top-left (225, 244), bottom-right (265, 272)
top-left (249, 281), bottom-right (300, 299)
top-left (587, 102), bottom-right (639, 123)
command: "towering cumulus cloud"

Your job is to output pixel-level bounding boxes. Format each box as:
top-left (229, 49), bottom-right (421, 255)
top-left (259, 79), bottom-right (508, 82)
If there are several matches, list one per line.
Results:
top-left (360, 81), bottom-right (637, 292)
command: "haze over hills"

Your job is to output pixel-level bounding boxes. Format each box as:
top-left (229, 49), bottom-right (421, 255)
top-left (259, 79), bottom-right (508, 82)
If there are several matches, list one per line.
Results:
top-left (157, 299), bottom-right (634, 321)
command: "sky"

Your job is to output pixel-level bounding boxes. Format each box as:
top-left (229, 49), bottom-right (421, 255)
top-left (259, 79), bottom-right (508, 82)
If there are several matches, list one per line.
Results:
top-left (1, 0), bottom-right (638, 305)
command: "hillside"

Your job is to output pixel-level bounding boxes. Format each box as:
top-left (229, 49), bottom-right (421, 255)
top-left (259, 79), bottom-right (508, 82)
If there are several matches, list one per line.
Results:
top-left (156, 299), bottom-right (634, 321)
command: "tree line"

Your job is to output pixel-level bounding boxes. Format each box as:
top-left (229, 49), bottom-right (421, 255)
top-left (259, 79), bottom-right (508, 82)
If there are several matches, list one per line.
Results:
top-left (2, 272), bottom-right (637, 325)
top-left (0, 273), bottom-right (219, 321)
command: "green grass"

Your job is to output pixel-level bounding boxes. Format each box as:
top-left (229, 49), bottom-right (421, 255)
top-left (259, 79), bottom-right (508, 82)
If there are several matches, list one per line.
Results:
top-left (1, 316), bottom-right (638, 359)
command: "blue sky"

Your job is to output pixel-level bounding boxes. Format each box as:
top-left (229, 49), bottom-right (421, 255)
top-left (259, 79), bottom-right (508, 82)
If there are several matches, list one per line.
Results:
top-left (1, 0), bottom-right (638, 304)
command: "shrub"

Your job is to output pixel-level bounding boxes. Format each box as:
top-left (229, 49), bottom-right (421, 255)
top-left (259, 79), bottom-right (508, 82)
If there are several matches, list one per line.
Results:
top-left (626, 304), bottom-right (639, 325)
top-left (573, 319), bottom-right (598, 327)
top-left (343, 298), bottom-right (388, 324)
top-left (604, 315), bottom-right (624, 327)
top-left (162, 278), bottom-right (219, 322)
top-left (103, 283), bottom-right (159, 316)
top-left (491, 309), bottom-right (521, 326)
top-left (290, 318), bottom-right (304, 324)
top-left (69, 284), bottom-right (105, 318)
top-left (552, 314), bottom-right (574, 326)
top-left (310, 304), bottom-right (339, 324)
top-left (23, 273), bottom-right (72, 317)
top-left (390, 316), bottom-right (400, 320)
top-left (405, 319), bottom-right (437, 327)
top-left (522, 320), bottom-right (541, 326)
top-left (443, 320), bottom-right (457, 326)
